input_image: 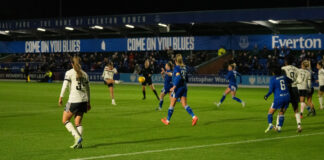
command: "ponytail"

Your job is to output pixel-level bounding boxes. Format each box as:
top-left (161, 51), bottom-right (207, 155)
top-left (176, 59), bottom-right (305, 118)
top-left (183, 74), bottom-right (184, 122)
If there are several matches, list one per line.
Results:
top-left (71, 56), bottom-right (83, 79)
top-left (175, 54), bottom-right (185, 67)
top-left (229, 63), bottom-right (236, 70)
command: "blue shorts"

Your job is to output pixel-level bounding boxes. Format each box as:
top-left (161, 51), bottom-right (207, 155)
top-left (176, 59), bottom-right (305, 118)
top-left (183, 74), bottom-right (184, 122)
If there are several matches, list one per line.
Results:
top-left (271, 100), bottom-right (290, 110)
top-left (229, 84), bottom-right (238, 91)
top-left (171, 87), bottom-right (187, 98)
top-left (161, 85), bottom-right (172, 94)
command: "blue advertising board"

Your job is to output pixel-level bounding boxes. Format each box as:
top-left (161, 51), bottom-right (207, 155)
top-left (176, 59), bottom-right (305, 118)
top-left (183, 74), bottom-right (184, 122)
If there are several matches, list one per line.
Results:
top-left (87, 73), bottom-right (271, 86)
top-left (0, 34), bottom-right (323, 53)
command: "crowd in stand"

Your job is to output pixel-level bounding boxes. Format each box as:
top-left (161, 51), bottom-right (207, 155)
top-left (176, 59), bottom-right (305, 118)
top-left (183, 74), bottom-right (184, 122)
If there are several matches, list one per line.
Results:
top-left (225, 45), bottom-right (323, 75)
top-left (6, 49), bottom-right (213, 74)
top-left (3, 45), bottom-right (323, 76)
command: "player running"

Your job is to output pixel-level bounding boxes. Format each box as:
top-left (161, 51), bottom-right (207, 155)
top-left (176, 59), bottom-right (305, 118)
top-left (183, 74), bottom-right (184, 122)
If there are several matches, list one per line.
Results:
top-left (264, 66), bottom-right (291, 133)
top-left (281, 58), bottom-right (302, 132)
top-left (139, 60), bottom-right (159, 100)
top-left (161, 54), bottom-right (198, 126)
top-left (157, 62), bottom-right (173, 111)
top-left (296, 60), bottom-right (311, 126)
top-left (102, 62), bottom-right (117, 105)
top-left (316, 61), bottom-right (324, 110)
top-left (215, 63), bottom-right (245, 107)
top-left (59, 56), bottom-right (91, 149)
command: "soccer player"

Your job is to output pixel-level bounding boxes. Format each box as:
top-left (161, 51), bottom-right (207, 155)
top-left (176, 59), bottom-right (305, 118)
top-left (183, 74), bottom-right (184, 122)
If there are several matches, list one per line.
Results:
top-left (306, 66), bottom-right (316, 116)
top-left (316, 61), bottom-right (324, 110)
top-left (59, 56), bottom-right (91, 149)
top-left (264, 66), bottom-right (291, 133)
top-left (281, 58), bottom-right (302, 132)
top-left (102, 62), bottom-right (117, 105)
top-left (296, 60), bottom-right (311, 123)
top-left (139, 60), bottom-right (159, 100)
top-left (215, 63), bottom-right (245, 107)
top-left (161, 54), bottom-right (198, 126)
top-left (25, 63), bottom-right (30, 82)
top-left (157, 62), bottom-right (173, 111)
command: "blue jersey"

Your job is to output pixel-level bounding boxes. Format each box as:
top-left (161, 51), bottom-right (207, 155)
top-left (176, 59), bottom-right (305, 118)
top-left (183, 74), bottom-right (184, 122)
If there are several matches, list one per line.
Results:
top-left (173, 65), bottom-right (187, 88)
top-left (164, 70), bottom-right (173, 87)
top-left (265, 76), bottom-right (291, 103)
top-left (226, 70), bottom-right (241, 86)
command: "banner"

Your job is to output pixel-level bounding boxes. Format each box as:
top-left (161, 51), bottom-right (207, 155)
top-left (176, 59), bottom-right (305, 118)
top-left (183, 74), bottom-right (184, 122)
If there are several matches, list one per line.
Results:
top-left (88, 73), bottom-right (271, 86)
top-left (1, 7), bottom-right (324, 30)
top-left (0, 34), bottom-right (323, 53)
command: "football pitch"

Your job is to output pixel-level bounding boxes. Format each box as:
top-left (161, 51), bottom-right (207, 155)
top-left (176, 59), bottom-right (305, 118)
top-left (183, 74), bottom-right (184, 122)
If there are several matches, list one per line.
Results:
top-left (0, 81), bottom-right (324, 160)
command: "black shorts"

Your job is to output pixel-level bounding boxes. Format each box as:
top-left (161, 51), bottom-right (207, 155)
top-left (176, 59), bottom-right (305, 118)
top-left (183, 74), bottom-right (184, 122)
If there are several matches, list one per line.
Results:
top-left (307, 87), bottom-right (314, 97)
top-left (65, 102), bottom-right (88, 114)
top-left (107, 83), bottom-right (114, 87)
top-left (320, 86), bottom-right (324, 92)
top-left (142, 77), bottom-right (152, 86)
top-left (298, 90), bottom-right (308, 97)
top-left (104, 80), bottom-right (114, 87)
top-left (289, 87), bottom-right (299, 105)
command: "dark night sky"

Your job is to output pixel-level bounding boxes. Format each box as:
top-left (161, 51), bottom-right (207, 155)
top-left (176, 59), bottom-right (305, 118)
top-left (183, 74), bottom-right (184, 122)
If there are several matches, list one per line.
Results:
top-left (1, 0), bottom-right (324, 20)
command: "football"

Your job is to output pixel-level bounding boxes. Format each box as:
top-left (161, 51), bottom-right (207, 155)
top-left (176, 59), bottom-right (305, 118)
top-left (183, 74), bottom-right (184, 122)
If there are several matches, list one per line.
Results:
top-left (138, 76), bottom-right (145, 83)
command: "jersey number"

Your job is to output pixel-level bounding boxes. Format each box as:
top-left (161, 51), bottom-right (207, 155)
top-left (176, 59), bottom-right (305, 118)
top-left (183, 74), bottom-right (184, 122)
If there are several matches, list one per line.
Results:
top-left (280, 80), bottom-right (286, 90)
top-left (76, 78), bottom-right (85, 90)
top-left (181, 69), bottom-right (187, 79)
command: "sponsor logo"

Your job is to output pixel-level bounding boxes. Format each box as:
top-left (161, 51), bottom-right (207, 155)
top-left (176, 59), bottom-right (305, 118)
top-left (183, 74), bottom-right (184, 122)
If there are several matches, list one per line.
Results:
top-left (249, 76), bottom-right (256, 85)
top-left (239, 36), bottom-right (249, 49)
top-left (130, 74), bottom-right (137, 82)
top-left (101, 40), bottom-right (106, 51)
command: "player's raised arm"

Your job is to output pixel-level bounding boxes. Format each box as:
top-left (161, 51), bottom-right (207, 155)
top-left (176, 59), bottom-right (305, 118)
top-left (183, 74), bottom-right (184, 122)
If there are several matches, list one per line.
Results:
top-left (101, 67), bottom-right (105, 78)
top-left (113, 68), bottom-right (118, 74)
top-left (173, 71), bottom-right (181, 88)
top-left (237, 71), bottom-right (242, 83)
top-left (85, 74), bottom-right (91, 111)
top-left (264, 78), bottom-right (274, 100)
top-left (307, 73), bottom-right (311, 90)
top-left (59, 72), bottom-right (71, 106)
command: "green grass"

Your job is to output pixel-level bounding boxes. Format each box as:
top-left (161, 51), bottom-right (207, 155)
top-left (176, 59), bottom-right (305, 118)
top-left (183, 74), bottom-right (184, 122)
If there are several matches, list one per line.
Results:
top-left (0, 81), bottom-right (324, 160)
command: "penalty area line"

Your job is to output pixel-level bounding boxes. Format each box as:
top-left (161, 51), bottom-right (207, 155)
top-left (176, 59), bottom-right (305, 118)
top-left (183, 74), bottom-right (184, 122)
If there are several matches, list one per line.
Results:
top-left (71, 132), bottom-right (324, 160)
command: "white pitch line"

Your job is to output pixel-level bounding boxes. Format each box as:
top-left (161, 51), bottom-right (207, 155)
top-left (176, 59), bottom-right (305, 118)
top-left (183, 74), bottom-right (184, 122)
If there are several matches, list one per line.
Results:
top-left (71, 132), bottom-right (324, 160)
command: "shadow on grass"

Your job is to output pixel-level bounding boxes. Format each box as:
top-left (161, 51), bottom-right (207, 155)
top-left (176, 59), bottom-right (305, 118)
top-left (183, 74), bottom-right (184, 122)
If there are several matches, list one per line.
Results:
top-left (203, 117), bottom-right (263, 126)
top-left (114, 110), bottom-right (157, 117)
top-left (0, 112), bottom-right (38, 118)
top-left (86, 136), bottom-right (189, 149)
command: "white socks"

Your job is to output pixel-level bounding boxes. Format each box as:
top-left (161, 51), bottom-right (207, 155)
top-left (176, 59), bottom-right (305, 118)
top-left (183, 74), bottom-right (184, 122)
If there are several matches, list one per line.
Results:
top-left (295, 113), bottom-right (301, 127)
top-left (276, 114), bottom-right (280, 127)
top-left (65, 121), bottom-right (80, 138)
top-left (76, 125), bottom-right (83, 136)
top-left (300, 102), bottom-right (306, 114)
top-left (319, 96), bottom-right (323, 108)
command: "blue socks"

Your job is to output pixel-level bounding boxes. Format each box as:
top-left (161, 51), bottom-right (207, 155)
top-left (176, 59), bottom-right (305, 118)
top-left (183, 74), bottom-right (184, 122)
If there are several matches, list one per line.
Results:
top-left (220, 94), bottom-right (226, 103)
top-left (167, 107), bottom-right (174, 121)
top-left (232, 97), bottom-right (242, 103)
top-left (185, 105), bottom-right (195, 118)
top-left (159, 100), bottom-right (163, 108)
top-left (278, 115), bottom-right (285, 127)
top-left (220, 95), bottom-right (243, 104)
top-left (267, 114), bottom-right (273, 124)
top-left (307, 106), bottom-right (311, 112)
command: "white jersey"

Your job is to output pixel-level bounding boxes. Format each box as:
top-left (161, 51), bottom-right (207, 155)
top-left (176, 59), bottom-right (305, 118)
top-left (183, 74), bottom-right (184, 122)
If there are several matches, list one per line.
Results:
top-left (102, 67), bottom-right (117, 80)
top-left (296, 68), bottom-right (311, 90)
top-left (318, 68), bottom-right (324, 86)
top-left (281, 65), bottom-right (298, 87)
top-left (60, 69), bottom-right (90, 103)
